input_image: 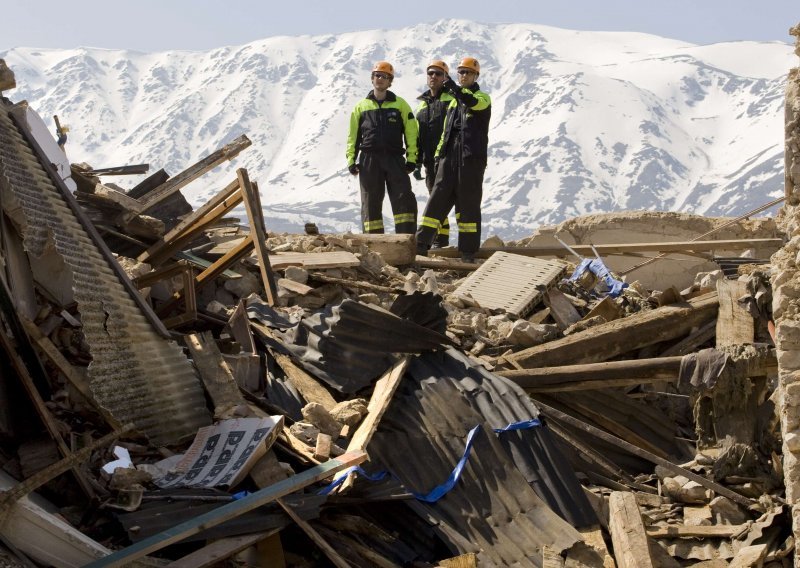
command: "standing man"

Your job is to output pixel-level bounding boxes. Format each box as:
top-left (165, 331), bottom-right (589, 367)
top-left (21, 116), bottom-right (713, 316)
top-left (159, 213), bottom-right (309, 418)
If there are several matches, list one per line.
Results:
top-left (346, 61), bottom-right (419, 234)
top-left (415, 57), bottom-right (491, 263)
top-left (414, 59), bottom-right (455, 248)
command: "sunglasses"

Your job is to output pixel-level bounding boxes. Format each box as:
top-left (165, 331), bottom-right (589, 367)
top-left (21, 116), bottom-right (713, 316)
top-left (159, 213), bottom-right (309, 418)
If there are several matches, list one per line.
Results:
top-left (457, 69), bottom-right (475, 76)
top-left (427, 70), bottom-right (444, 77)
top-left (372, 72), bottom-right (391, 80)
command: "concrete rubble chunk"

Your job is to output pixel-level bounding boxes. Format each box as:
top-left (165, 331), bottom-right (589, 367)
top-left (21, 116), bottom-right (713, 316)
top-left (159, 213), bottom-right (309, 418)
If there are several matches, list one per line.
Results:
top-left (301, 402), bottom-right (344, 438)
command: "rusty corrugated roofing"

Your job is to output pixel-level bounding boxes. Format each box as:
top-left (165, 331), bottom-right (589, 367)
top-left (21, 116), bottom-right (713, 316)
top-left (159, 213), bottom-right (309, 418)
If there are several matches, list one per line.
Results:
top-left (368, 350), bottom-right (596, 565)
top-left (0, 102), bottom-right (211, 445)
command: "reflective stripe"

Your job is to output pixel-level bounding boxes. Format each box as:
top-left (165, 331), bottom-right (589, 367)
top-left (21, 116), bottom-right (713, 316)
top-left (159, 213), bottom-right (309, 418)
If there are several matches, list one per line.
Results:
top-left (458, 222), bottom-right (478, 233)
top-left (455, 212), bottom-right (461, 220)
top-left (421, 216), bottom-right (441, 229)
top-left (364, 219), bottom-right (384, 231)
top-left (439, 227), bottom-right (450, 236)
top-left (394, 212), bottom-right (416, 224)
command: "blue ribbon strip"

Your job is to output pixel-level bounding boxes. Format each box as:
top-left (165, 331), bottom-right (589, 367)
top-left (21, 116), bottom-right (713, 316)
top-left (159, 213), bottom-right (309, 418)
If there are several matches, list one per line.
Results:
top-left (318, 418), bottom-right (542, 502)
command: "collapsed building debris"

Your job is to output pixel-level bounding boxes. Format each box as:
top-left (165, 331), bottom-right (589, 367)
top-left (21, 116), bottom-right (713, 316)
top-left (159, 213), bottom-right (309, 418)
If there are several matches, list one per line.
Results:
top-left (0, 35), bottom-right (799, 566)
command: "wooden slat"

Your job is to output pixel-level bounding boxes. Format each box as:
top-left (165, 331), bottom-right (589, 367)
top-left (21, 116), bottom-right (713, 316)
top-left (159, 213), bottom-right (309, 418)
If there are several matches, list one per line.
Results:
top-left (140, 135), bottom-right (251, 212)
top-left (715, 278), bottom-right (754, 347)
top-left (269, 251), bottom-right (361, 270)
top-left (166, 531), bottom-right (279, 568)
top-left (507, 292), bottom-right (719, 369)
top-left (428, 238), bottom-right (784, 259)
top-left (238, 171), bottom-right (277, 305)
top-left (273, 352), bottom-right (337, 411)
top-left (608, 491), bottom-right (655, 568)
top-left (84, 450), bottom-right (367, 568)
top-left (645, 524), bottom-right (748, 538)
top-left (277, 499), bottom-right (350, 568)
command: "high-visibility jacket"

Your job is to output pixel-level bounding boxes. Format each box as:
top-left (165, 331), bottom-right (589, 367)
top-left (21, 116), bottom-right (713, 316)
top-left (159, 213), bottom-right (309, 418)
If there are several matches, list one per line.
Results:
top-left (347, 90), bottom-right (418, 167)
top-left (436, 82), bottom-right (491, 160)
top-left (415, 89), bottom-right (455, 169)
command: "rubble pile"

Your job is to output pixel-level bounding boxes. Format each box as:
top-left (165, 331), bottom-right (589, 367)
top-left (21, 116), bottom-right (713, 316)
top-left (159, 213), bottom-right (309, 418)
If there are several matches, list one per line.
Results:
top-left (0, 55), bottom-right (798, 567)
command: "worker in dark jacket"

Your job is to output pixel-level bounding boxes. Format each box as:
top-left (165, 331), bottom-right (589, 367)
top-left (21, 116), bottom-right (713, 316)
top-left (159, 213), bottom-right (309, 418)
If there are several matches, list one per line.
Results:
top-left (346, 61), bottom-right (419, 234)
top-left (414, 59), bottom-right (455, 248)
top-left (415, 57), bottom-right (491, 262)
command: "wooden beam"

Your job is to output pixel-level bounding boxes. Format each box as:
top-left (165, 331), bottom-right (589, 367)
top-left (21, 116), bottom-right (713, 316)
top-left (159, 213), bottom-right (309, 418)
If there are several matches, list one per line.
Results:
top-left (84, 450), bottom-right (367, 568)
top-left (645, 524), bottom-right (748, 539)
top-left (660, 320), bottom-right (716, 357)
top-left (536, 401), bottom-right (754, 507)
top-left (334, 357), bottom-right (409, 491)
top-left (428, 239), bottom-right (783, 259)
top-left (716, 278), bottom-right (754, 347)
top-left (608, 492), bottom-right (655, 568)
top-left (273, 352), bottom-right (337, 411)
top-left (140, 135), bottom-right (251, 212)
top-left (138, 179), bottom-right (242, 266)
top-left (498, 357), bottom-right (683, 392)
top-left (506, 292), bottom-right (719, 369)
top-left (166, 531), bottom-right (279, 568)
top-left (238, 171), bottom-right (277, 305)
top-left (184, 332), bottom-right (248, 415)
top-left (277, 499), bottom-right (350, 568)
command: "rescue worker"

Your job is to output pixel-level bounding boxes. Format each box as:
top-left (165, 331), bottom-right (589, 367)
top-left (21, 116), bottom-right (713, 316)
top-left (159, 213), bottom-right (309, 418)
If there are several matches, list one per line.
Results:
top-left (414, 59), bottom-right (455, 248)
top-left (346, 61), bottom-right (419, 234)
top-left (415, 57), bottom-right (491, 263)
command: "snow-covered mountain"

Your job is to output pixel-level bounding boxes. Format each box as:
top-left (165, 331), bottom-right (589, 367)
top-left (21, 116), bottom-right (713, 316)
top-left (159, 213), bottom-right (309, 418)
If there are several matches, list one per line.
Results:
top-left (2, 20), bottom-right (795, 239)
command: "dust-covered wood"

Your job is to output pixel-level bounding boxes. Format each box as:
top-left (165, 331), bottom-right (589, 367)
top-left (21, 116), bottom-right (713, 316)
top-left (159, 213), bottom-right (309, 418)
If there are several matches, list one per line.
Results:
top-left (273, 352), bottom-right (337, 411)
top-left (277, 498), bottom-right (351, 568)
top-left (238, 171), bottom-right (277, 305)
top-left (544, 289), bottom-right (582, 330)
top-left (166, 530), bottom-right (279, 568)
top-left (608, 491), bottom-right (654, 568)
top-left (507, 292), bottom-right (719, 368)
top-left (184, 332), bottom-right (247, 414)
top-left (716, 278), bottom-right (754, 347)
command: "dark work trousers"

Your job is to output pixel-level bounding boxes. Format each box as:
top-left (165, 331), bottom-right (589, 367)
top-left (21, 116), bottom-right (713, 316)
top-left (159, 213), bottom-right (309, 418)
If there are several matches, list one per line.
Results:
top-left (417, 153), bottom-right (486, 255)
top-left (423, 162), bottom-right (450, 247)
top-left (359, 152), bottom-right (417, 234)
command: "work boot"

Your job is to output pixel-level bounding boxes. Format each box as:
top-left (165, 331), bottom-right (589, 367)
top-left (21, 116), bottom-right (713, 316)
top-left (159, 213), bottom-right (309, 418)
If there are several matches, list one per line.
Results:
top-left (432, 239), bottom-right (449, 249)
top-left (416, 244), bottom-right (429, 257)
top-left (461, 253), bottom-right (475, 264)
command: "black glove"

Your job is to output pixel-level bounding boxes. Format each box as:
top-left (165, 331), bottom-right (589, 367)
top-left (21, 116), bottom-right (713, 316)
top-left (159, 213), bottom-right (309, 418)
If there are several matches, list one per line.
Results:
top-left (413, 165), bottom-right (423, 181)
top-left (433, 157), bottom-right (440, 177)
top-left (405, 161), bottom-right (416, 174)
top-left (348, 164), bottom-right (359, 175)
top-left (444, 77), bottom-right (458, 92)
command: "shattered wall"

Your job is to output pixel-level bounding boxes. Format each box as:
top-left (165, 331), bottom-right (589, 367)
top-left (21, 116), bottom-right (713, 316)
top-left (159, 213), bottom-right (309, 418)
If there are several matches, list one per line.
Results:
top-left (521, 211), bottom-right (781, 290)
top-left (772, 21), bottom-right (800, 566)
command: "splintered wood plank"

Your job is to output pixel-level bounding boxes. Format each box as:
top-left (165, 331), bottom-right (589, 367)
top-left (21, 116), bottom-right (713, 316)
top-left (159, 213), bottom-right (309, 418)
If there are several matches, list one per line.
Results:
top-left (166, 531), bottom-right (279, 568)
top-left (273, 352), bottom-right (337, 411)
top-left (645, 524), bottom-right (748, 539)
top-left (228, 301), bottom-right (256, 353)
top-left (269, 251), bottom-right (361, 270)
top-left (84, 451), bottom-right (367, 568)
top-left (608, 491), bottom-right (654, 568)
top-left (238, 171), bottom-right (277, 305)
top-left (140, 135), bottom-right (251, 212)
top-left (333, 357), bottom-right (410, 491)
top-left (508, 292), bottom-right (719, 368)
top-left (277, 499), bottom-right (350, 568)
top-left (715, 278), bottom-right (754, 347)
top-left (138, 179), bottom-right (242, 266)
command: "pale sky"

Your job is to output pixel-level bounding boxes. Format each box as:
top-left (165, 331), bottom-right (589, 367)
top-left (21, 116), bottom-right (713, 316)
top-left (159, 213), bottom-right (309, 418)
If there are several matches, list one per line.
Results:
top-left (2, 0), bottom-right (797, 52)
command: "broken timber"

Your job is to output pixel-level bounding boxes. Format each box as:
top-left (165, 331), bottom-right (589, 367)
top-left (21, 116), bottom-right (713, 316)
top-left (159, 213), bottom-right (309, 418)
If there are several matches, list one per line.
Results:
top-left (84, 450), bottom-right (367, 568)
top-left (428, 238), bottom-right (783, 259)
top-left (608, 492), bottom-right (655, 568)
top-left (506, 291), bottom-right (719, 368)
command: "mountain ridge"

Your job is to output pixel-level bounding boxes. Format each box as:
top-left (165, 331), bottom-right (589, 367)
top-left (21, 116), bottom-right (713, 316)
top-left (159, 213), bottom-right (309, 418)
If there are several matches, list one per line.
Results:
top-left (2, 20), bottom-right (795, 238)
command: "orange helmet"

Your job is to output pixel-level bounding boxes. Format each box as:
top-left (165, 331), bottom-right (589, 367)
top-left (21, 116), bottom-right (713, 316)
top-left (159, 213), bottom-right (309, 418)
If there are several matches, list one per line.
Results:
top-left (372, 61), bottom-right (394, 77)
top-left (426, 59), bottom-right (449, 74)
top-left (457, 57), bottom-right (480, 74)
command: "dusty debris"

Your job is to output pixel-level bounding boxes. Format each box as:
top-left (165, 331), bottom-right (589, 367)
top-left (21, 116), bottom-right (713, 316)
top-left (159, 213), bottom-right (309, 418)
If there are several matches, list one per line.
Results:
top-left (0, 58), bottom-right (796, 568)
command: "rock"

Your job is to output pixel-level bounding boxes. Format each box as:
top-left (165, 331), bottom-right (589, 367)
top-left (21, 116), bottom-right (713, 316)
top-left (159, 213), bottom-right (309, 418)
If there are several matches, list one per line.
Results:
top-left (663, 476), bottom-right (713, 504)
top-left (224, 269), bottom-right (261, 298)
top-left (330, 399), bottom-right (368, 428)
top-left (696, 270), bottom-right (724, 289)
top-left (358, 293), bottom-right (381, 305)
top-left (110, 467), bottom-right (153, 490)
top-left (205, 300), bottom-right (232, 318)
top-left (506, 320), bottom-right (555, 347)
top-left (284, 266), bottom-right (309, 284)
top-left (289, 422), bottom-right (320, 446)
top-left (301, 402), bottom-right (344, 438)
top-left (709, 496), bottom-right (750, 525)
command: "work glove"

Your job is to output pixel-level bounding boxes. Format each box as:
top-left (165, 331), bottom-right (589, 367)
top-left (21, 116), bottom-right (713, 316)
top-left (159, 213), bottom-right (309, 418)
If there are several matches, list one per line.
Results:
top-left (413, 165), bottom-right (424, 181)
top-left (348, 164), bottom-right (360, 175)
top-left (405, 161), bottom-right (416, 174)
top-left (444, 77), bottom-right (458, 93)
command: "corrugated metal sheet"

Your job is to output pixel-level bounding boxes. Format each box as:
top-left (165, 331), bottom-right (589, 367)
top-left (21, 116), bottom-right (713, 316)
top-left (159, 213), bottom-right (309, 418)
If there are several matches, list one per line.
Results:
top-left (368, 350), bottom-right (598, 566)
top-left (0, 102), bottom-right (210, 445)
top-left (248, 296), bottom-right (453, 394)
top-left (454, 252), bottom-right (567, 316)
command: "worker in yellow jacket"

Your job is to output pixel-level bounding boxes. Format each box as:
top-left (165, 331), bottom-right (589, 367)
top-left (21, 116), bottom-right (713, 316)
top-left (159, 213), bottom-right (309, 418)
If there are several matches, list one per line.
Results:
top-left (346, 61), bottom-right (419, 234)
